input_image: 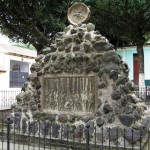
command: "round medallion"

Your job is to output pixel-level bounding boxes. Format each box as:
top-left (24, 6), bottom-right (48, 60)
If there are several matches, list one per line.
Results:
top-left (67, 3), bottom-right (90, 25)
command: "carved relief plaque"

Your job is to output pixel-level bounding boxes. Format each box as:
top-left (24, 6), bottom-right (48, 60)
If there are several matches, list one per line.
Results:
top-left (67, 3), bottom-right (90, 25)
top-left (42, 75), bottom-right (97, 115)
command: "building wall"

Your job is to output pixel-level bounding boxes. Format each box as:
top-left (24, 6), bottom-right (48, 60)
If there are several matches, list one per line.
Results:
top-left (0, 53), bottom-right (35, 90)
top-left (0, 52), bottom-right (5, 67)
top-left (117, 45), bottom-right (150, 85)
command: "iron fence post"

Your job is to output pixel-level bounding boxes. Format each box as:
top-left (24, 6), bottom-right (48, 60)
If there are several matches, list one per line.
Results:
top-left (7, 122), bottom-right (10, 150)
top-left (146, 86), bottom-right (147, 100)
top-left (86, 125), bottom-right (90, 150)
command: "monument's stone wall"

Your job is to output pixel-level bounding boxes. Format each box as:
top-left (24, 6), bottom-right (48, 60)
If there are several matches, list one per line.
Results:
top-left (9, 23), bottom-right (150, 147)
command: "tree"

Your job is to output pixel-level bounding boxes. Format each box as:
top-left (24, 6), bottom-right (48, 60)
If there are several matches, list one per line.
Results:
top-left (0, 0), bottom-right (96, 52)
top-left (1, 0), bottom-right (150, 90)
top-left (91, 0), bottom-right (150, 90)
top-left (0, 0), bottom-right (70, 52)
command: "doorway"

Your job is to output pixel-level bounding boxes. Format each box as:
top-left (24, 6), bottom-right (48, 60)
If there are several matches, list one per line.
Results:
top-left (133, 54), bottom-right (139, 85)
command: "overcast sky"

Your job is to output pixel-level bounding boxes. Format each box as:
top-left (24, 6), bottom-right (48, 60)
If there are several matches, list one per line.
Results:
top-left (0, 34), bottom-right (11, 44)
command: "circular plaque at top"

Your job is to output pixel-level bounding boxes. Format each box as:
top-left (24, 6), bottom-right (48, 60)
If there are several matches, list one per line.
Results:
top-left (67, 3), bottom-right (90, 25)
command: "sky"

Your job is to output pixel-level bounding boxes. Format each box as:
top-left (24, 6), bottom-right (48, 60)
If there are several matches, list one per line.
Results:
top-left (0, 34), bottom-right (11, 45)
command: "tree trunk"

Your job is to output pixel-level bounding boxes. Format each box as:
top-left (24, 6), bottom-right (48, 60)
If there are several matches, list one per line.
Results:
top-left (137, 43), bottom-right (145, 99)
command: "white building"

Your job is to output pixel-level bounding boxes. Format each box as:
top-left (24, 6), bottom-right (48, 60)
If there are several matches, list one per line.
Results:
top-left (0, 44), bottom-right (37, 109)
top-left (0, 44), bottom-right (37, 89)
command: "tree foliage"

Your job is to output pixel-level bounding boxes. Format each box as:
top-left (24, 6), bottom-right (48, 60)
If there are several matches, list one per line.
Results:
top-left (0, 0), bottom-right (70, 51)
top-left (90, 0), bottom-right (150, 87)
top-left (91, 0), bottom-right (150, 46)
top-left (0, 0), bottom-right (150, 55)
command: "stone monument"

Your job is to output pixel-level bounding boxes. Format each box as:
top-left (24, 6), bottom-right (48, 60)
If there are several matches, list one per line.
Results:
top-left (10, 3), bottom-right (150, 148)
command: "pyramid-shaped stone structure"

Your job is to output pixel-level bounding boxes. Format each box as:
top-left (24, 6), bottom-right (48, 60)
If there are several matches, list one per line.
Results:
top-left (9, 22), bottom-right (150, 147)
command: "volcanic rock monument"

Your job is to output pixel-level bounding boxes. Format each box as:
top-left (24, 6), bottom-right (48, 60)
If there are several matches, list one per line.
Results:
top-left (10, 3), bottom-right (150, 149)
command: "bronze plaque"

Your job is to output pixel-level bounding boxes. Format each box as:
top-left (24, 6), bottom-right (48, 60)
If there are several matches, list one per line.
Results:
top-left (67, 3), bottom-right (91, 25)
top-left (42, 75), bottom-right (97, 115)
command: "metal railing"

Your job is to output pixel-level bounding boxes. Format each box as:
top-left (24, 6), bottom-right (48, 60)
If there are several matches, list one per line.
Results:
top-left (0, 120), bottom-right (149, 150)
top-left (134, 86), bottom-right (150, 100)
top-left (134, 86), bottom-right (150, 111)
top-left (0, 90), bottom-right (20, 110)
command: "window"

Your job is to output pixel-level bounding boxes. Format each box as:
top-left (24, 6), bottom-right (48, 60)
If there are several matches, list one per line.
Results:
top-left (10, 60), bottom-right (29, 88)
